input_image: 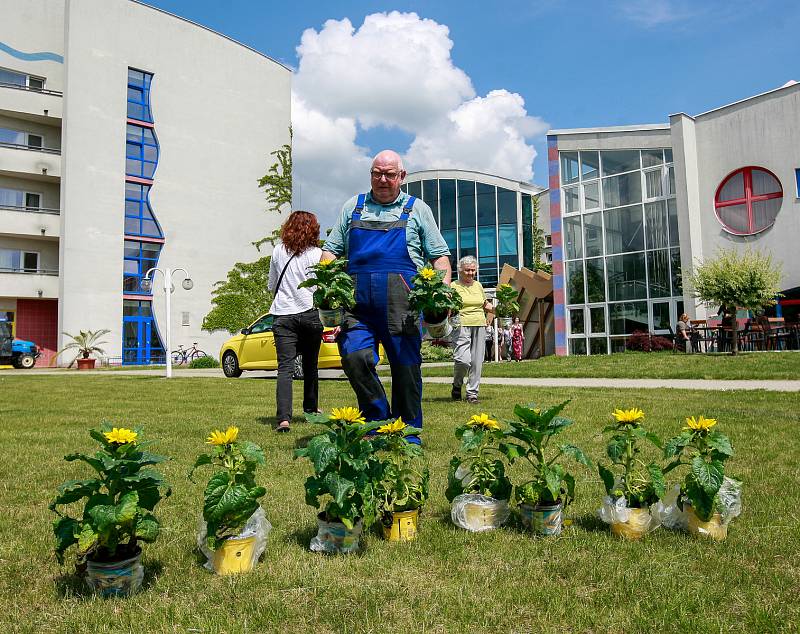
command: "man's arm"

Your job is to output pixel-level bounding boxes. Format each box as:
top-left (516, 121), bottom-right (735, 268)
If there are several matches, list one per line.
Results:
top-left (431, 255), bottom-right (451, 285)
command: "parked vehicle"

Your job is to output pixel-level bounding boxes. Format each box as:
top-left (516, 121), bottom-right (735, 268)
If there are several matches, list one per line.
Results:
top-left (0, 322), bottom-right (40, 369)
top-left (219, 313), bottom-right (384, 378)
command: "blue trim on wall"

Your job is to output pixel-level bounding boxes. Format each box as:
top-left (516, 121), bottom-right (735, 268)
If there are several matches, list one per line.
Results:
top-left (0, 41), bottom-right (63, 63)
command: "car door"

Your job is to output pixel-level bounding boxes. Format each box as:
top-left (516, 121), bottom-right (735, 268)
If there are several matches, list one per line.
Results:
top-left (240, 315), bottom-right (276, 368)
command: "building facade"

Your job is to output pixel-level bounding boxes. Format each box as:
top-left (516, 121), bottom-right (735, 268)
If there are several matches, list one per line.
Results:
top-left (1, 0), bottom-right (290, 364)
top-left (403, 169), bottom-right (550, 288)
top-left (548, 82), bottom-right (800, 355)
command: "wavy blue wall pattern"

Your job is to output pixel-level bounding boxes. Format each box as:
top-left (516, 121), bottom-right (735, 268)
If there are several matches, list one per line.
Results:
top-left (0, 41), bottom-right (64, 63)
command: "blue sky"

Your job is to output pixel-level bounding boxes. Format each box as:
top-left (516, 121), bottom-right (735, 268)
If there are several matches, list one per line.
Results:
top-left (147, 0), bottom-right (800, 221)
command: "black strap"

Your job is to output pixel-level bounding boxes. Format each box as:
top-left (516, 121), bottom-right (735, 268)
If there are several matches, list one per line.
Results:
top-left (274, 252), bottom-right (297, 295)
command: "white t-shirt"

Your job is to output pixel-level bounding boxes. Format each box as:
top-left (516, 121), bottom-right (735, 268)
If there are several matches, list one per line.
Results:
top-left (267, 243), bottom-right (322, 315)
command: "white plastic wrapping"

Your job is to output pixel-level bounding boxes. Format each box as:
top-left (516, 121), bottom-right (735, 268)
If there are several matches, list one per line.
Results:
top-left (651, 484), bottom-right (687, 531)
top-left (85, 552), bottom-right (144, 597)
top-left (310, 516), bottom-right (363, 554)
top-left (451, 494), bottom-right (510, 532)
top-left (718, 476), bottom-right (743, 524)
top-left (597, 495), bottom-right (661, 536)
top-left (653, 477), bottom-right (742, 534)
top-left (197, 506), bottom-right (271, 573)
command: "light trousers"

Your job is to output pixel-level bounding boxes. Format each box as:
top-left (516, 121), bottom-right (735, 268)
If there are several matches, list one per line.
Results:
top-left (453, 325), bottom-right (486, 399)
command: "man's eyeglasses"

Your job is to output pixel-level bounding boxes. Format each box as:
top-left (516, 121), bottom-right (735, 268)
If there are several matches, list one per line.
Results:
top-left (370, 170), bottom-right (402, 181)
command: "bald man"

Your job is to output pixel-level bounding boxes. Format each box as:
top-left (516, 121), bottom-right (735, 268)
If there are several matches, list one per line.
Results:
top-left (322, 150), bottom-right (451, 441)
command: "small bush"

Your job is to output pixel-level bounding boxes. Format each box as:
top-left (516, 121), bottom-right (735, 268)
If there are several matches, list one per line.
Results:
top-left (625, 331), bottom-right (674, 352)
top-left (188, 355), bottom-right (220, 369)
top-left (421, 340), bottom-right (453, 362)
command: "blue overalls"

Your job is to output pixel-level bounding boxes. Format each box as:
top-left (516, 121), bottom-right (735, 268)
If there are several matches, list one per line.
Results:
top-left (337, 194), bottom-right (423, 441)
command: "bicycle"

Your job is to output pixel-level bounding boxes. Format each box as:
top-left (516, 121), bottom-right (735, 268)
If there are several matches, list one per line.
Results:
top-left (170, 342), bottom-right (207, 365)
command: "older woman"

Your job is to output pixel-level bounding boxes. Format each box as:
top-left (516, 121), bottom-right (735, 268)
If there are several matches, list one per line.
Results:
top-left (268, 211), bottom-right (323, 432)
top-left (450, 255), bottom-right (493, 404)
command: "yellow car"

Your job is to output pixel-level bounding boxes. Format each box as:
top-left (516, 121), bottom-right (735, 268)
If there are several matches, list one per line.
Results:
top-left (219, 313), bottom-right (383, 378)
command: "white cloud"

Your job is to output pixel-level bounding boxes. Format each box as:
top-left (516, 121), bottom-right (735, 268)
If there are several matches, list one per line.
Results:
top-left (291, 12), bottom-right (547, 224)
top-left (617, 0), bottom-right (698, 27)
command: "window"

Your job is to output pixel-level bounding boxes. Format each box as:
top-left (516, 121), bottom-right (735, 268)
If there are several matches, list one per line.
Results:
top-left (439, 179), bottom-right (456, 229)
top-left (406, 181), bottom-right (422, 199)
top-left (796, 169), bottom-right (800, 198)
top-left (127, 69), bottom-right (153, 122)
top-left (0, 67), bottom-right (44, 90)
top-left (714, 166), bottom-right (783, 234)
top-left (561, 152), bottom-right (580, 185)
top-left (124, 183), bottom-right (162, 237)
top-left (123, 240), bottom-right (161, 293)
top-left (126, 124), bottom-right (158, 179)
top-left (0, 188), bottom-right (41, 209)
top-left (0, 249), bottom-right (38, 272)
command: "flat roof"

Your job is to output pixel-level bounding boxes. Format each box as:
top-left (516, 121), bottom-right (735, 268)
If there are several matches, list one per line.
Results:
top-left (671, 80), bottom-right (799, 120)
top-left (133, 1), bottom-right (291, 72)
top-left (548, 123), bottom-right (669, 136)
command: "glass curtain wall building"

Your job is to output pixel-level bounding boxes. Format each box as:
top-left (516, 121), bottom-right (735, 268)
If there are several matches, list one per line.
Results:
top-left (403, 170), bottom-right (546, 287)
top-left (558, 148), bottom-right (683, 355)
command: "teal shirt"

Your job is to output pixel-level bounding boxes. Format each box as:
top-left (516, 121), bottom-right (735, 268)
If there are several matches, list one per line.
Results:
top-left (324, 191), bottom-right (450, 269)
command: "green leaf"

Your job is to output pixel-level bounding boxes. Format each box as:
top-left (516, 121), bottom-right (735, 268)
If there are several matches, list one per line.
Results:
top-left (87, 504), bottom-right (117, 532)
top-left (606, 437), bottom-right (627, 462)
top-left (53, 517), bottom-right (80, 564)
top-left (77, 523), bottom-right (98, 553)
top-left (685, 478), bottom-right (715, 521)
top-left (306, 435), bottom-right (338, 474)
top-left (324, 473), bottom-right (355, 507)
top-left (706, 431), bottom-right (734, 458)
top-left (51, 479), bottom-right (102, 509)
top-left (64, 452), bottom-right (105, 473)
top-left (203, 471), bottom-right (232, 519)
top-left (460, 428), bottom-right (481, 451)
top-left (644, 431), bottom-right (663, 449)
top-left (238, 440), bottom-right (266, 466)
top-left (598, 464), bottom-right (615, 494)
top-left (116, 491), bottom-right (139, 524)
top-left (543, 466), bottom-right (562, 502)
top-left (560, 443), bottom-right (593, 468)
top-left (214, 483), bottom-right (254, 521)
top-left (664, 431), bottom-right (693, 458)
top-left (647, 463), bottom-right (666, 499)
top-left (188, 454), bottom-right (213, 481)
top-left (563, 472), bottom-right (576, 504)
top-left (135, 513), bottom-right (160, 542)
top-left (692, 456), bottom-right (724, 496)
top-left (498, 442), bottom-right (525, 461)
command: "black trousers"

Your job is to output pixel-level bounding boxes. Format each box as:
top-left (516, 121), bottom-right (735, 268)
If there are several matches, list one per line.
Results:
top-left (272, 309), bottom-right (323, 421)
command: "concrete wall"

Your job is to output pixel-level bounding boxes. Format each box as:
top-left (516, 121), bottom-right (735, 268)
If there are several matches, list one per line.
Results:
top-left (58, 0), bottom-right (290, 360)
top-left (553, 127), bottom-right (671, 152)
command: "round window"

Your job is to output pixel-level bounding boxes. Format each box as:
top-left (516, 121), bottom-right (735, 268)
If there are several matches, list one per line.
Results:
top-left (714, 167), bottom-right (783, 235)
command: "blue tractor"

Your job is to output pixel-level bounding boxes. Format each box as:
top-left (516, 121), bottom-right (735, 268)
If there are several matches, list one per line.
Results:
top-left (0, 321), bottom-right (40, 369)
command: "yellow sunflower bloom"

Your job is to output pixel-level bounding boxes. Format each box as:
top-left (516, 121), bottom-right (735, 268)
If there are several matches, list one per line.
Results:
top-left (612, 408), bottom-right (645, 424)
top-left (419, 267), bottom-right (436, 280)
top-left (206, 426), bottom-right (239, 445)
top-left (330, 407), bottom-right (366, 424)
top-left (685, 415), bottom-right (717, 431)
top-left (468, 413), bottom-right (500, 431)
top-left (377, 417), bottom-right (407, 434)
top-left (318, 259), bottom-right (333, 267)
top-left (104, 427), bottom-right (138, 445)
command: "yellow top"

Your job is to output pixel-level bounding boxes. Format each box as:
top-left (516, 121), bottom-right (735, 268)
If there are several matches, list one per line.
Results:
top-left (451, 280), bottom-right (487, 326)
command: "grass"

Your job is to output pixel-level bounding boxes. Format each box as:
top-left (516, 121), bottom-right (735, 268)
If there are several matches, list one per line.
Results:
top-left (1, 374), bottom-right (798, 632)
top-left (410, 350), bottom-right (800, 380)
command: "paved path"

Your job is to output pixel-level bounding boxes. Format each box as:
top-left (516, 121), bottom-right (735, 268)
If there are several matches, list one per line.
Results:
top-left (8, 367), bottom-right (800, 391)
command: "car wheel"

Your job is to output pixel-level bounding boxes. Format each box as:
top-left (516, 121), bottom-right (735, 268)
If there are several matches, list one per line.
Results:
top-left (222, 351), bottom-right (242, 378)
top-left (17, 354), bottom-right (35, 369)
top-left (293, 355), bottom-right (304, 380)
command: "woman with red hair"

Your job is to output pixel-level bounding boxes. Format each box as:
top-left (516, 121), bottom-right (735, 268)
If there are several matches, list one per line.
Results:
top-left (268, 211), bottom-right (323, 432)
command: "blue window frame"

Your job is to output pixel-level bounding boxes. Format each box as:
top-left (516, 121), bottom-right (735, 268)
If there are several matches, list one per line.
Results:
top-left (796, 169), bottom-right (800, 198)
top-left (122, 299), bottom-right (164, 365)
top-left (126, 124), bottom-right (158, 179)
top-left (124, 182), bottom-right (163, 238)
top-left (127, 69), bottom-right (153, 123)
top-left (123, 239), bottom-right (161, 294)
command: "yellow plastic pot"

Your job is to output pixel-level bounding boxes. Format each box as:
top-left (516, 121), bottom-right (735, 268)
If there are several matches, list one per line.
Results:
top-left (686, 506), bottom-right (728, 541)
top-left (611, 507), bottom-right (652, 540)
top-left (382, 509), bottom-right (419, 542)
top-left (211, 536), bottom-right (257, 575)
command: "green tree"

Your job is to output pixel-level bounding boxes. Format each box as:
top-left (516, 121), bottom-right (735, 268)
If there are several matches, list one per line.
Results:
top-left (689, 248), bottom-right (782, 355)
top-left (253, 130), bottom-right (292, 251)
top-left (201, 256), bottom-right (273, 334)
top-left (532, 195), bottom-right (552, 274)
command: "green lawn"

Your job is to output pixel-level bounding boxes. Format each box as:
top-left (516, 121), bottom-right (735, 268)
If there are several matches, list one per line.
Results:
top-left (414, 350), bottom-right (800, 380)
top-left (1, 374), bottom-right (798, 632)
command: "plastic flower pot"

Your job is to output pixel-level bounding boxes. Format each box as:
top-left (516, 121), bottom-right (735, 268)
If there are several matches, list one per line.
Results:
top-left (685, 505), bottom-right (728, 541)
top-left (310, 513), bottom-right (363, 554)
top-left (449, 313), bottom-right (461, 328)
top-left (76, 358), bottom-right (96, 370)
top-left (423, 316), bottom-right (452, 339)
top-left (382, 509), bottom-right (419, 542)
top-left (211, 536), bottom-right (257, 575)
top-left (451, 494), bottom-right (509, 532)
top-left (520, 502), bottom-right (563, 536)
top-left (85, 550), bottom-right (144, 597)
top-left (610, 507), bottom-right (653, 540)
top-left (318, 308), bottom-right (344, 328)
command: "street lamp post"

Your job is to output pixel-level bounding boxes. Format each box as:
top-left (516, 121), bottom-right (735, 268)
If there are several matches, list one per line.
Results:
top-left (141, 267), bottom-right (193, 378)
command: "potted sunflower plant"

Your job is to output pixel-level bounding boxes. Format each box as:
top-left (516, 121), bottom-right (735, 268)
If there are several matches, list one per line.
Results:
top-left (373, 417), bottom-right (430, 542)
top-left (294, 407), bottom-right (384, 553)
top-left (446, 413), bottom-right (514, 532)
top-left (407, 266), bottom-right (463, 338)
top-left (505, 401), bottom-right (593, 536)
top-left (663, 415), bottom-right (740, 541)
top-left (189, 426), bottom-right (269, 575)
top-left (494, 283), bottom-right (520, 328)
top-left (51, 424), bottom-right (170, 597)
top-left (596, 408), bottom-right (665, 540)
top-left (297, 258), bottom-right (356, 327)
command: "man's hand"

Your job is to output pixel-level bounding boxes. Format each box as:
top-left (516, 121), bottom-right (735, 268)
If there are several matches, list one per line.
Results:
top-left (431, 255), bottom-right (451, 285)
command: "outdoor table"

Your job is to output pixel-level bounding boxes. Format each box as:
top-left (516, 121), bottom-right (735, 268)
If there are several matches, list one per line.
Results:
top-left (690, 325), bottom-right (720, 353)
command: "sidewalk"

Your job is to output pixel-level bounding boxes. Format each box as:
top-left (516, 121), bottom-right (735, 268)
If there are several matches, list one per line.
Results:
top-left (9, 366), bottom-right (800, 391)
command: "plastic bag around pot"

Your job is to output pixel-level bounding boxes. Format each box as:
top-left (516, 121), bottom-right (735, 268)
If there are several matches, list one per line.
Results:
top-left (197, 506), bottom-right (271, 574)
top-left (597, 495), bottom-right (661, 539)
top-left (310, 515), bottom-right (363, 554)
top-left (451, 494), bottom-right (510, 532)
top-left (653, 477), bottom-right (743, 534)
top-left (85, 551), bottom-right (144, 597)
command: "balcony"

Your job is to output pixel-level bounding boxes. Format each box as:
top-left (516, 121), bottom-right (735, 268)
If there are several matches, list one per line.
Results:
top-left (0, 268), bottom-right (59, 298)
top-left (0, 82), bottom-right (63, 122)
top-left (0, 204), bottom-right (60, 239)
top-left (0, 142), bottom-right (60, 181)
